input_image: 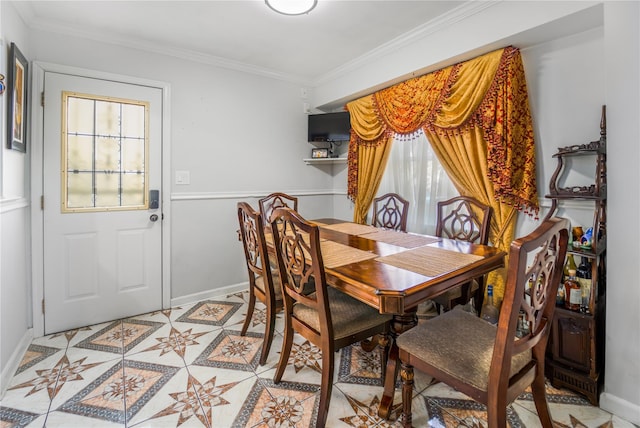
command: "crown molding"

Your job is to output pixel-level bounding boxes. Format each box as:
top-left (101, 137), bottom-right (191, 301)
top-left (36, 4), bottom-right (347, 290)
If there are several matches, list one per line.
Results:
top-left (312, 0), bottom-right (499, 86)
top-left (11, 0), bottom-right (497, 87)
top-left (11, 1), bottom-right (313, 86)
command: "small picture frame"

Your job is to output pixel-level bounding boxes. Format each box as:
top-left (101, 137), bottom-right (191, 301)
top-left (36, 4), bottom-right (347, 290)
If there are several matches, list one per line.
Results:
top-left (311, 148), bottom-right (329, 158)
top-left (7, 42), bottom-right (28, 152)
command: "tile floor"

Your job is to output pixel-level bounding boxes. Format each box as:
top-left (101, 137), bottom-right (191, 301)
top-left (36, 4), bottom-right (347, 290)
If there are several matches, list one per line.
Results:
top-left (1, 291), bottom-right (636, 428)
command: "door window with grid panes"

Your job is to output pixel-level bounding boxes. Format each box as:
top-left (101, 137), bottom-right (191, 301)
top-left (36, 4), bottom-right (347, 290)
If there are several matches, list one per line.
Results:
top-left (62, 92), bottom-right (149, 212)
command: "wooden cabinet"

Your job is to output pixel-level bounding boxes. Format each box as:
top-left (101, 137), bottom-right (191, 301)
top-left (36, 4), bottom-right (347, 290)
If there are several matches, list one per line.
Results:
top-left (544, 105), bottom-right (606, 405)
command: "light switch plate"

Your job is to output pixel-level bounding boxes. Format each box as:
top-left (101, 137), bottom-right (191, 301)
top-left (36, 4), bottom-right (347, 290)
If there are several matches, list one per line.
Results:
top-left (175, 170), bottom-right (190, 185)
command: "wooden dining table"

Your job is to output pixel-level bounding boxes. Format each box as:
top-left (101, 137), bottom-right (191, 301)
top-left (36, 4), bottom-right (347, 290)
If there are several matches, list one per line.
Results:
top-left (306, 218), bottom-right (506, 418)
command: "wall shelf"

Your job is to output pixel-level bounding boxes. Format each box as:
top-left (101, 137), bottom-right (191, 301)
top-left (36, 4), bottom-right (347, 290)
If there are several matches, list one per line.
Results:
top-left (303, 158), bottom-right (347, 166)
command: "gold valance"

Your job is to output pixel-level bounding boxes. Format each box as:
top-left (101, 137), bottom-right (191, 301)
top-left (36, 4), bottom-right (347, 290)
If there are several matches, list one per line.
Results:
top-left (346, 46), bottom-right (538, 218)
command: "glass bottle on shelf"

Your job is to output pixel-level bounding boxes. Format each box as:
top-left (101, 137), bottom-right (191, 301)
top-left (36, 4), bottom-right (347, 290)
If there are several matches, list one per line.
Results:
top-left (564, 269), bottom-right (581, 311)
top-left (572, 226), bottom-right (584, 244)
top-left (480, 284), bottom-right (499, 325)
top-left (563, 254), bottom-right (577, 283)
top-left (576, 257), bottom-right (592, 312)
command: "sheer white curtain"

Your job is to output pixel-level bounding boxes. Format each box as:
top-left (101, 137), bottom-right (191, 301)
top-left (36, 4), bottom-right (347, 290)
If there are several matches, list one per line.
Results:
top-left (376, 130), bottom-right (458, 235)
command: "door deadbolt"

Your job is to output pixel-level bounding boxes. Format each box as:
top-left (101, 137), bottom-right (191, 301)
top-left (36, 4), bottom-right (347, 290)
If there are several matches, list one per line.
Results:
top-left (149, 190), bottom-right (159, 209)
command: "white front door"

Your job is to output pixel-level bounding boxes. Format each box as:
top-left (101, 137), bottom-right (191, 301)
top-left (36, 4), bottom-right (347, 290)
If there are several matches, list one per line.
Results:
top-left (42, 71), bottom-right (163, 334)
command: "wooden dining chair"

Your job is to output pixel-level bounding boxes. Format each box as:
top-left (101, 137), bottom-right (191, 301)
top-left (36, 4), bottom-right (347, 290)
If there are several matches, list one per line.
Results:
top-left (258, 192), bottom-right (298, 228)
top-left (433, 195), bottom-right (493, 312)
top-left (371, 192), bottom-right (410, 232)
top-left (237, 202), bottom-right (283, 365)
top-left (397, 216), bottom-right (569, 428)
top-left (269, 207), bottom-right (392, 428)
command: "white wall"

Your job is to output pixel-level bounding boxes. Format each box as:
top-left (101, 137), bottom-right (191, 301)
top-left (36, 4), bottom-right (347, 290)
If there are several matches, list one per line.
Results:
top-left (0, 2), bottom-right (32, 392)
top-left (520, 27), bottom-right (606, 234)
top-left (600, 2), bottom-right (640, 423)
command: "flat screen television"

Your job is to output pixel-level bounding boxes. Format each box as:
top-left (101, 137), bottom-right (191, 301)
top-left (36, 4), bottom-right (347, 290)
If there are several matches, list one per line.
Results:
top-left (307, 111), bottom-right (351, 143)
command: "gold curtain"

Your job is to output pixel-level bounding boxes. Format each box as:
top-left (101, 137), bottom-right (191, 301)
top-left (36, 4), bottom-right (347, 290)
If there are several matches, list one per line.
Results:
top-left (346, 46), bottom-right (538, 303)
top-left (346, 96), bottom-right (394, 224)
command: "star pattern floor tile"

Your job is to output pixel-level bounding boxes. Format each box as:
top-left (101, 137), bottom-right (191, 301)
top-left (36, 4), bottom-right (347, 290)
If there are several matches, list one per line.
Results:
top-left (233, 378), bottom-right (320, 427)
top-left (337, 343), bottom-right (384, 386)
top-left (14, 344), bottom-right (60, 375)
top-left (148, 371), bottom-right (239, 427)
top-left (58, 359), bottom-right (181, 424)
top-left (75, 319), bottom-right (165, 354)
top-left (8, 354), bottom-right (104, 401)
top-left (192, 329), bottom-right (263, 372)
top-left (0, 406), bottom-right (40, 427)
top-left (0, 290), bottom-right (634, 427)
top-left (175, 300), bottom-right (243, 326)
top-left (424, 396), bottom-right (525, 427)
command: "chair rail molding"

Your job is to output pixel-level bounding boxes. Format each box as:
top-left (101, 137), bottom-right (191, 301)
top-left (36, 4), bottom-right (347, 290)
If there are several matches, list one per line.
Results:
top-left (171, 189), bottom-right (347, 201)
top-left (0, 197), bottom-right (29, 214)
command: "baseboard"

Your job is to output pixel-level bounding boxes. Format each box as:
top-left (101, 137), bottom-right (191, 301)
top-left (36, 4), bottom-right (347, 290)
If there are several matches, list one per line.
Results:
top-left (170, 282), bottom-right (248, 308)
top-left (600, 392), bottom-right (640, 426)
top-left (0, 328), bottom-right (33, 399)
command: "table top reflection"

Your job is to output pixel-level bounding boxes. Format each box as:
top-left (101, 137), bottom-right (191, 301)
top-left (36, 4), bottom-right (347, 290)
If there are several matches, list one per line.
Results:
top-left (312, 218), bottom-right (505, 315)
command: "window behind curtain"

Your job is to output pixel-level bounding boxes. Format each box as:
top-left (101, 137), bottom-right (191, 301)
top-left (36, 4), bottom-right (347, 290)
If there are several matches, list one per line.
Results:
top-left (376, 130), bottom-right (458, 235)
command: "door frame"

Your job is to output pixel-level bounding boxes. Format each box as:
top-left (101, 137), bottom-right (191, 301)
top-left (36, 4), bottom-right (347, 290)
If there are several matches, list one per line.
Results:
top-left (30, 62), bottom-right (172, 337)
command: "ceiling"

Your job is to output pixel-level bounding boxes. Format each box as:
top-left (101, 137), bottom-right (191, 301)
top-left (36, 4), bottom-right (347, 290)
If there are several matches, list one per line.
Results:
top-left (12, 0), bottom-right (468, 83)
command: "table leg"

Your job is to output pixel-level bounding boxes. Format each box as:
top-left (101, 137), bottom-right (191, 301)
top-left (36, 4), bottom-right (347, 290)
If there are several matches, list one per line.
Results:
top-left (378, 311), bottom-right (418, 419)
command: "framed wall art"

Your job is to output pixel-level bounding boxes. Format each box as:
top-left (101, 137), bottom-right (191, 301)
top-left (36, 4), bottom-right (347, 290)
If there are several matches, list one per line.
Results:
top-left (7, 42), bottom-right (28, 152)
top-left (311, 148), bottom-right (329, 158)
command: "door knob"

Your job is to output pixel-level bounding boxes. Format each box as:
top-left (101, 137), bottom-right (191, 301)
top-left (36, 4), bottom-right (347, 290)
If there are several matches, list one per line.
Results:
top-left (150, 214), bottom-right (159, 222)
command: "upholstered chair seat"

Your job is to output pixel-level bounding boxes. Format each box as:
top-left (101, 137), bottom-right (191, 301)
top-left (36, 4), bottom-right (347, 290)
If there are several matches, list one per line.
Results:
top-left (294, 287), bottom-right (392, 341)
top-left (397, 308), bottom-right (531, 392)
